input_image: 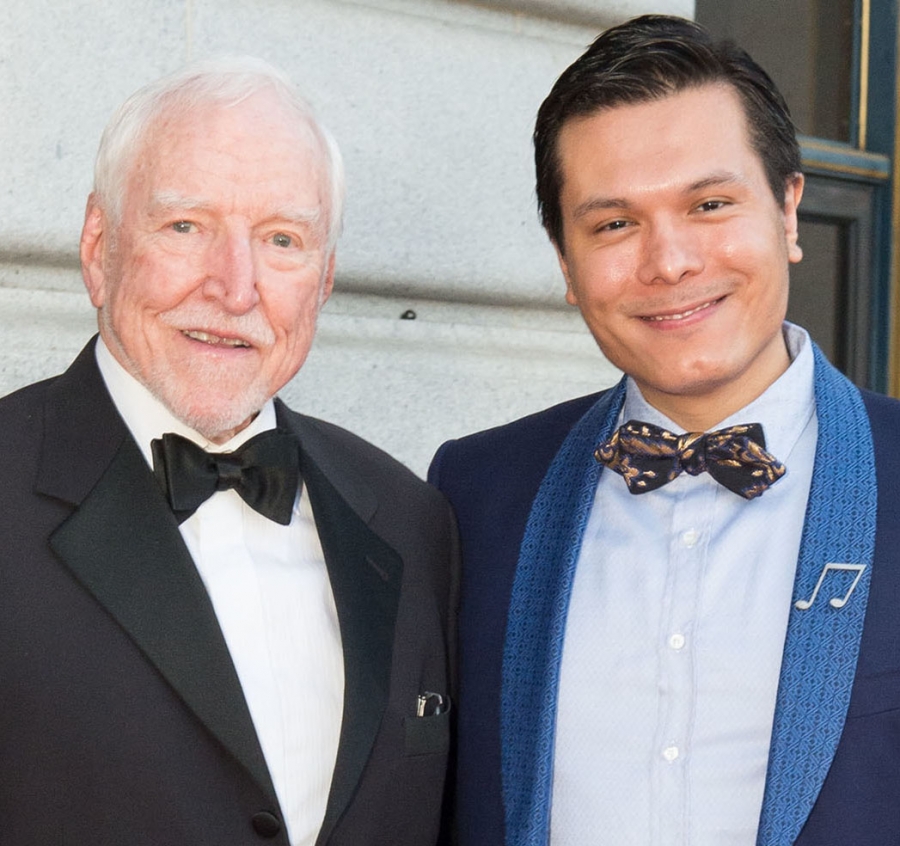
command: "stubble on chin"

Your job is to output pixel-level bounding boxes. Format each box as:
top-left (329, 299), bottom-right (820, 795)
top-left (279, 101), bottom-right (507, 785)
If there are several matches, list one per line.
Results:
top-left (151, 308), bottom-right (280, 439)
top-left (99, 305), bottom-right (273, 441)
top-left (143, 354), bottom-right (272, 441)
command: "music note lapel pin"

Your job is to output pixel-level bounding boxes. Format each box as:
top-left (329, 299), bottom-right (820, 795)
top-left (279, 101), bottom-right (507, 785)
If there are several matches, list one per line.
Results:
top-left (794, 562), bottom-right (867, 611)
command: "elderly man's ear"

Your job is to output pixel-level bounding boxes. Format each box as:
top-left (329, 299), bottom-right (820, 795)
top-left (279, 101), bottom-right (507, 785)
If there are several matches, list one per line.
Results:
top-left (321, 251), bottom-right (336, 306)
top-left (80, 194), bottom-right (109, 309)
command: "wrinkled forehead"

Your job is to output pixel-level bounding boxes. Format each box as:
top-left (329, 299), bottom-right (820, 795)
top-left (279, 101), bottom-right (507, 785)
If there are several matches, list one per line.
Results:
top-left (149, 88), bottom-right (326, 167)
top-left (122, 90), bottom-right (331, 215)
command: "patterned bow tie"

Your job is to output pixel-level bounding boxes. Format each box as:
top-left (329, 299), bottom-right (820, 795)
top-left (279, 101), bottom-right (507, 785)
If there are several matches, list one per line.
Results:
top-left (151, 430), bottom-right (300, 525)
top-left (595, 420), bottom-right (786, 500)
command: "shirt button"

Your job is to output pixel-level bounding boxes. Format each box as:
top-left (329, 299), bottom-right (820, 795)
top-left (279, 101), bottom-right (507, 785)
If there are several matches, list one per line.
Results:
top-left (669, 633), bottom-right (686, 650)
top-left (681, 529), bottom-right (700, 547)
top-left (663, 745), bottom-right (680, 763)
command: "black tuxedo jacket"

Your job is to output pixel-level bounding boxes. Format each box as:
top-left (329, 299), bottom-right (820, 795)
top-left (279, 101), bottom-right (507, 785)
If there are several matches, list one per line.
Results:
top-left (0, 339), bottom-right (458, 846)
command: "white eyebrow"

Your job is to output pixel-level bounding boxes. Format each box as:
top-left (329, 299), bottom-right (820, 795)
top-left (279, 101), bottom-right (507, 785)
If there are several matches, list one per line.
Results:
top-left (268, 205), bottom-right (323, 230)
top-left (148, 192), bottom-right (323, 229)
top-left (147, 191), bottom-right (213, 215)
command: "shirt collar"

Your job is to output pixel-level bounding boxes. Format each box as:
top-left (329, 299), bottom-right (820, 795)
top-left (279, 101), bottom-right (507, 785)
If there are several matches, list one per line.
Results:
top-left (622, 322), bottom-right (816, 464)
top-left (94, 336), bottom-right (277, 467)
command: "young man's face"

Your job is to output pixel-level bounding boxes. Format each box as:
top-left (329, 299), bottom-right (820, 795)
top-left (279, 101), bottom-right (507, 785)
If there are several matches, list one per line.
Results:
top-left (555, 83), bottom-right (803, 430)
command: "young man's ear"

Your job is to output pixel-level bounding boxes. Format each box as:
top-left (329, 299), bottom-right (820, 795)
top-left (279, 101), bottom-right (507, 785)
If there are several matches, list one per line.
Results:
top-left (783, 173), bottom-right (805, 265)
top-left (554, 242), bottom-right (580, 307)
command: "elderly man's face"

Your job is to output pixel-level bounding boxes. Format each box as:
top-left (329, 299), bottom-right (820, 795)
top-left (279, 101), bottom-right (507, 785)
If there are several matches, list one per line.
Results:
top-left (81, 89), bottom-right (334, 442)
top-left (555, 83), bottom-right (803, 431)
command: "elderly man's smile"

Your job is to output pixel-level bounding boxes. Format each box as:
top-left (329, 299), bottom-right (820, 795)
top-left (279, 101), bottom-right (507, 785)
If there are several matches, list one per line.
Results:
top-left (181, 329), bottom-right (252, 348)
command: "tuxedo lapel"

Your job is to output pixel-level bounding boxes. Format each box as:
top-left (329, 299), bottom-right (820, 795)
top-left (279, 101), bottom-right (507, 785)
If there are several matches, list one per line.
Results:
top-left (278, 406), bottom-right (404, 844)
top-left (38, 341), bottom-right (278, 804)
top-left (757, 347), bottom-right (877, 845)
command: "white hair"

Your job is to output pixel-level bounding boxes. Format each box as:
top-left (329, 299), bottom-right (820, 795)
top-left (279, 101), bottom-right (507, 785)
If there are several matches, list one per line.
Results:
top-left (92, 56), bottom-right (345, 254)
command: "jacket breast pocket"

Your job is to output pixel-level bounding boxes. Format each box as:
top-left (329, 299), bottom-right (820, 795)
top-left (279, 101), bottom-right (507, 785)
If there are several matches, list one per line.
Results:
top-left (403, 704), bottom-right (452, 757)
top-left (847, 670), bottom-right (900, 718)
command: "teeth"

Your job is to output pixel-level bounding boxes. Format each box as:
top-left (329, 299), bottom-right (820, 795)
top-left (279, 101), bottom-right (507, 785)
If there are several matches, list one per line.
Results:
top-left (644, 300), bottom-right (716, 322)
top-left (183, 330), bottom-right (250, 347)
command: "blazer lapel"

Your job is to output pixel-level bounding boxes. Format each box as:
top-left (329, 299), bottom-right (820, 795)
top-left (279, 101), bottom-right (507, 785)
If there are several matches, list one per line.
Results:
top-left (757, 347), bottom-right (877, 845)
top-left (500, 380), bottom-right (626, 846)
top-left (277, 406), bottom-right (404, 844)
top-left (39, 340), bottom-right (277, 803)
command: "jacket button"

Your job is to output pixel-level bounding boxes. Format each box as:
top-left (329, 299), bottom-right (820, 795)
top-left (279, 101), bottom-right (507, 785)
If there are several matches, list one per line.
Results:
top-left (251, 811), bottom-right (281, 838)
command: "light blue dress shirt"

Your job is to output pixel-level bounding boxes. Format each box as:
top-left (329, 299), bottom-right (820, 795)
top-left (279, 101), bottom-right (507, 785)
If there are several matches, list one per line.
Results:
top-left (551, 324), bottom-right (817, 845)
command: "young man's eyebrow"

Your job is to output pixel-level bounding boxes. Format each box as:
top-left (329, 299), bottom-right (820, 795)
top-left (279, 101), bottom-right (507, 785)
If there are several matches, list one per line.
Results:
top-left (572, 196), bottom-right (631, 220)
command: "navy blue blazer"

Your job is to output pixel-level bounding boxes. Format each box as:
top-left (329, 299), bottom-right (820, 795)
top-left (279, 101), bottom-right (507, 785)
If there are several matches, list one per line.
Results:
top-left (430, 384), bottom-right (900, 846)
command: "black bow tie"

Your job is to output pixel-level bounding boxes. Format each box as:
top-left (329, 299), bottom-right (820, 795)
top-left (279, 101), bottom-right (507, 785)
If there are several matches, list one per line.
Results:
top-left (595, 420), bottom-right (786, 500)
top-left (151, 430), bottom-right (300, 525)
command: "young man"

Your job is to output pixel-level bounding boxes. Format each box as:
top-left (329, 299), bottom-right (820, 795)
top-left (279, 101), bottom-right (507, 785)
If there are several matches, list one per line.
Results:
top-left (430, 15), bottom-right (900, 846)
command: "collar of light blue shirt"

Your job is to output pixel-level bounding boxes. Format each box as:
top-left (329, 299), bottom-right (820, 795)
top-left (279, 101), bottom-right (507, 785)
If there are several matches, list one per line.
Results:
top-left (621, 322), bottom-right (816, 468)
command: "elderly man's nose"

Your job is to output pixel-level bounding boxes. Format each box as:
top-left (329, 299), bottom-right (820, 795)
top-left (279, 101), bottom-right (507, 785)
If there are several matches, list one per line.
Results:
top-left (203, 235), bottom-right (260, 312)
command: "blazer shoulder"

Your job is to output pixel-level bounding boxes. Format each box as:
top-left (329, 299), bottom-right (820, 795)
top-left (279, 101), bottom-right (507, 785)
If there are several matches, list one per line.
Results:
top-left (861, 388), bottom-right (900, 504)
top-left (429, 390), bottom-right (606, 494)
top-left (861, 386), bottom-right (900, 424)
top-left (0, 336), bottom-right (100, 422)
top-left (0, 374), bottom-right (70, 536)
top-left (0, 374), bottom-right (59, 472)
top-left (0, 372), bottom-right (57, 421)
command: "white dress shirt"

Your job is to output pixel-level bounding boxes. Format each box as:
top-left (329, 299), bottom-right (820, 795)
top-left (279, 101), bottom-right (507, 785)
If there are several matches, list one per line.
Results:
top-left (95, 339), bottom-right (344, 846)
top-left (551, 324), bottom-right (817, 845)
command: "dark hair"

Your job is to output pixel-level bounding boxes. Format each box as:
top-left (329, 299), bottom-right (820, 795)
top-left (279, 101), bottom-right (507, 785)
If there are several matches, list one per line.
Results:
top-left (534, 14), bottom-right (801, 249)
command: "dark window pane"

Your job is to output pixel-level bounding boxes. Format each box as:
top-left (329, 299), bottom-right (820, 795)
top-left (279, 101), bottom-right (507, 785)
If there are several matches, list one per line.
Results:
top-left (787, 218), bottom-right (847, 368)
top-left (696, 0), bottom-right (855, 142)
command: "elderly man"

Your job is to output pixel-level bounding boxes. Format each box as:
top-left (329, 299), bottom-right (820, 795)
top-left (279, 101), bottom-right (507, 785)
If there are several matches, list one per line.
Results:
top-left (430, 15), bottom-right (900, 846)
top-left (0, 58), bottom-right (456, 846)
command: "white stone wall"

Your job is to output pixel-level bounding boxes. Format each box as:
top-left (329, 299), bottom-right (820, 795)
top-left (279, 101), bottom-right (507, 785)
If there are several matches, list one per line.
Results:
top-left (1, 0), bottom-right (692, 475)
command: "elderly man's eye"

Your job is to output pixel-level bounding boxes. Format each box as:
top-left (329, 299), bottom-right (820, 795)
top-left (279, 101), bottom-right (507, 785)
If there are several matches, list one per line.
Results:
top-left (171, 221), bottom-right (193, 233)
top-left (272, 233), bottom-right (293, 248)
